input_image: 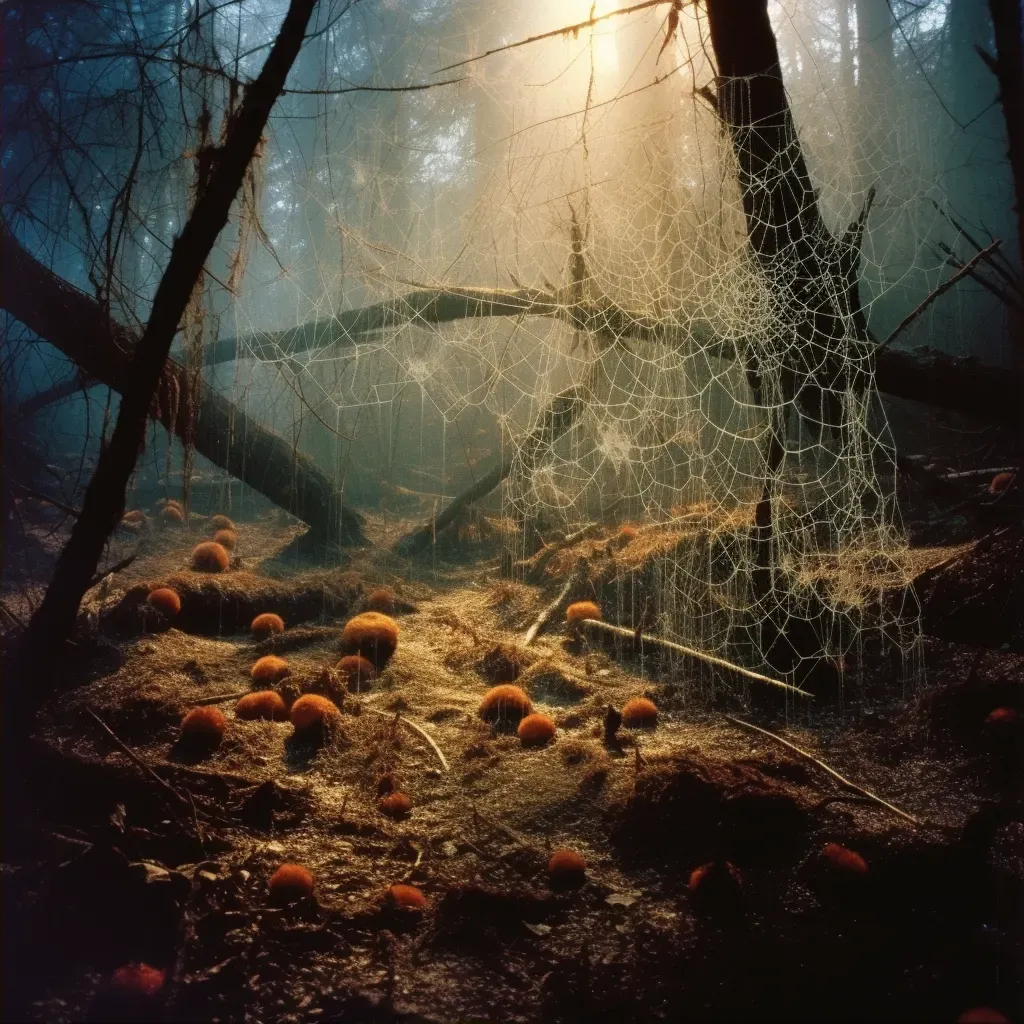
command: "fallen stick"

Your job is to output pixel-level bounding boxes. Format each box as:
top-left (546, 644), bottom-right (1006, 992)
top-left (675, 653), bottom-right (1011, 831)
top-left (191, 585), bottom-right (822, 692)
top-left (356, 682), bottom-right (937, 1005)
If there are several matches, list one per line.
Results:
top-left (86, 709), bottom-right (196, 812)
top-left (0, 598), bottom-right (27, 630)
top-left (524, 559), bottom-right (587, 646)
top-left (363, 707), bottom-right (449, 772)
top-left (941, 466), bottom-right (1017, 482)
top-left (88, 552), bottom-right (138, 589)
top-left (578, 619), bottom-right (813, 698)
top-left (722, 715), bottom-right (921, 826)
top-left (192, 690), bottom-right (249, 706)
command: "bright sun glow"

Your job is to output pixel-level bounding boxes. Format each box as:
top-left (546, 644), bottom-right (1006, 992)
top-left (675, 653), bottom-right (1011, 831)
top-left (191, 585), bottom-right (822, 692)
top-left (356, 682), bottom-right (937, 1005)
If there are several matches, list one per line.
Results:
top-left (592, 1), bottom-right (620, 74)
top-left (571, 0), bottom-right (619, 75)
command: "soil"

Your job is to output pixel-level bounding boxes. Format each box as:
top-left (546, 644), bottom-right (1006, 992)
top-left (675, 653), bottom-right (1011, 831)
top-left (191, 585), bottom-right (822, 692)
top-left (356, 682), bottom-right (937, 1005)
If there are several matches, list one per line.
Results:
top-left (2, 502), bottom-right (1022, 1023)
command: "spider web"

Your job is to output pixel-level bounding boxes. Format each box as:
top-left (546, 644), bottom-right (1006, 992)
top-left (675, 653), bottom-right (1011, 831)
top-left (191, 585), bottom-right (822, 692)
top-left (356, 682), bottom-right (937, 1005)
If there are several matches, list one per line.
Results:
top-left (216, 0), bottom-right (977, 693)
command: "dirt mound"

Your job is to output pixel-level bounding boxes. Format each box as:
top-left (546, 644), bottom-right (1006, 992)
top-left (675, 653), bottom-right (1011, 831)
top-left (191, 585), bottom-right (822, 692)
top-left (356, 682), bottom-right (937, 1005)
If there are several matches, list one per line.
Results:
top-left (915, 524), bottom-right (1024, 649)
top-left (608, 750), bottom-right (817, 866)
top-left (474, 642), bottom-right (531, 683)
top-left (103, 569), bottom-right (362, 637)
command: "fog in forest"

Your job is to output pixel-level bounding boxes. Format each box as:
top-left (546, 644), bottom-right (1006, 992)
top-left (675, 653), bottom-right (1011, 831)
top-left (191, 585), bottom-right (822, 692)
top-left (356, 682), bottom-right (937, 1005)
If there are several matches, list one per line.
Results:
top-left (4, 0), bottom-right (1017, 514)
top-left (3, 3), bottom-right (1022, 1023)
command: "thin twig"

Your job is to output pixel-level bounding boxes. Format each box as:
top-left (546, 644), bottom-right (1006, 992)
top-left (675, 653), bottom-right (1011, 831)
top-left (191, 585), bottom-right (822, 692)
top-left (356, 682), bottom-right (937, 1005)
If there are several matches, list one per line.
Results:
top-left (878, 240), bottom-right (1003, 351)
top-left (929, 197), bottom-right (1021, 288)
top-left (192, 690), bottom-right (249, 706)
top-left (402, 845), bottom-right (424, 882)
top-left (12, 480), bottom-right (81, 518)
top-left (86, 709), bottom-right (195, 811)
top-left (434, 0), bottom-right (667, 74)
top-left (524, 559), bottom-right (588, 646)
top-left (362, 707), bottom-right (449, 772)
top-left (0, 598), bottom-right (27, 630)
top-left (88, 552), bottom-right (138, 589)
top-left (723, 715), bottom-right (921, 826)
top-left (470, 804), bottom-right (532, 848)
top-left (579, 620), bottom-right (813, 698)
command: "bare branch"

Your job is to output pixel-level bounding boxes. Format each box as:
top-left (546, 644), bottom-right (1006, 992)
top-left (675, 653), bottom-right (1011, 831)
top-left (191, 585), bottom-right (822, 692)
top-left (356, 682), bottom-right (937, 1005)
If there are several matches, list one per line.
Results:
top-left (878, 240), bottom-right (1004, 351)
top-left (434, 0), bottom-right (671, 74)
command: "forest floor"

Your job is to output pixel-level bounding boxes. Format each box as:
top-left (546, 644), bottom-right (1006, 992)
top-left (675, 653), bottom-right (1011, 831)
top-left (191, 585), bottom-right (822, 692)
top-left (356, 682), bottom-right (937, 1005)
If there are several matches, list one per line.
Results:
top-left (2, 491), bottom-right (1022, 1023)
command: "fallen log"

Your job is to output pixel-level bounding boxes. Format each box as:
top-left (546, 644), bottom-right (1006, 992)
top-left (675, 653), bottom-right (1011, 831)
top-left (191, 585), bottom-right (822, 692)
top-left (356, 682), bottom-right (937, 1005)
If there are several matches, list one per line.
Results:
top-left (394, 384), bottom-right (588, 555)
top-left (0, 223), bottom-right (364, 545)
top-left (202, 284), bottom-right (725, 367)
top-left (203, 284), bottom-right (1016, 426)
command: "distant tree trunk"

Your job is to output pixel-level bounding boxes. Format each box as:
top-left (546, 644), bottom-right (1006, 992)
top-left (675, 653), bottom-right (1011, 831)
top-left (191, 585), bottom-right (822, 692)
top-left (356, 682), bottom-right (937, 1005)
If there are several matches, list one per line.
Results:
top-left (17, 0), bottom-right (320, 670)
top-left (854, 0), bottom-right (894, 197)
top-left (0, 224), bottom-right (365, 545)
top-left (986, 0), bottom-right (1024, 270)
top-left (837, 0), bottom-right (854, 96)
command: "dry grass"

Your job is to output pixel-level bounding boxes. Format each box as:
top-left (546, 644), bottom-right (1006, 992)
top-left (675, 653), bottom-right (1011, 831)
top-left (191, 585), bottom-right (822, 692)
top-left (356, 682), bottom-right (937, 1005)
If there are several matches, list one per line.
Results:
top-left (23, 514), bottom-right (1012, 1024)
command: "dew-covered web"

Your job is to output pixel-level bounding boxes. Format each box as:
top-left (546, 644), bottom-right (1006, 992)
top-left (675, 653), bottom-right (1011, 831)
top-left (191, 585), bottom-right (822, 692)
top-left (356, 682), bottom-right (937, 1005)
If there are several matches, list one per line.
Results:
top-left (215, 0), bottom-right (947, 691)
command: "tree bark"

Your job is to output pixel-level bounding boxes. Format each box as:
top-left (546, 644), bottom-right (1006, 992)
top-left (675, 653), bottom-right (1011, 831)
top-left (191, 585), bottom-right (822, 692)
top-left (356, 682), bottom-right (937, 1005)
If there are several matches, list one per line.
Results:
top-left (1, 224), bottom-right (365, 547)
top-left (704, 0), bottom-right (875, 581)
top-left (13, 0), bottom-right (331, 664)
top-left (984, 0), bottom-right (1023, 449)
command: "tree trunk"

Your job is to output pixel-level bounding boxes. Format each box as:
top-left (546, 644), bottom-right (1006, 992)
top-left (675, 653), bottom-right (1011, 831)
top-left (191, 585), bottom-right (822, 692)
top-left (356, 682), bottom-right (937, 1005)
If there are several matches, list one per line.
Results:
top-left (704, 0), bottom-right (873, 579)
top-left (987, 0), bottom-right (1024, 261)
top-left (1, 224), bottom-right (365, 548)
top-left (17, 0), bottom-right (321, 662)
top-left (985, 0), bottom-right (1024, 447)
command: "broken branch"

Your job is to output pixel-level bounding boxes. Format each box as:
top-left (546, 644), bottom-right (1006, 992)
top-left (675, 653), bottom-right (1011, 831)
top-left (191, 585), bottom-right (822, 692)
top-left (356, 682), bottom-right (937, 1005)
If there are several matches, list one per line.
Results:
top-left (722, 715), bottom-right (921, 826)
top-left (524, 559), bottom-right (588, 646)
top-left (878, 240), bottom-right (1004, 351)
top-left (578, 619), bottom-right (813, 697)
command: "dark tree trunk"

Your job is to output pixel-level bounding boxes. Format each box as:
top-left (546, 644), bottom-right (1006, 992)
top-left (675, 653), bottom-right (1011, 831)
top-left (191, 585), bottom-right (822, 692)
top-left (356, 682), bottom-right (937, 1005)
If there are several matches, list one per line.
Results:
top-left (987, 0), bottom-right (1024, 269)
top-left (985, 0), bottom-right (1023, 445)
top-left (705, 0), bottom-right (872, 578)
top-left (16, 0), bottom-right (322, 667)
top-left (0, 224), bottom-right (365, 547)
